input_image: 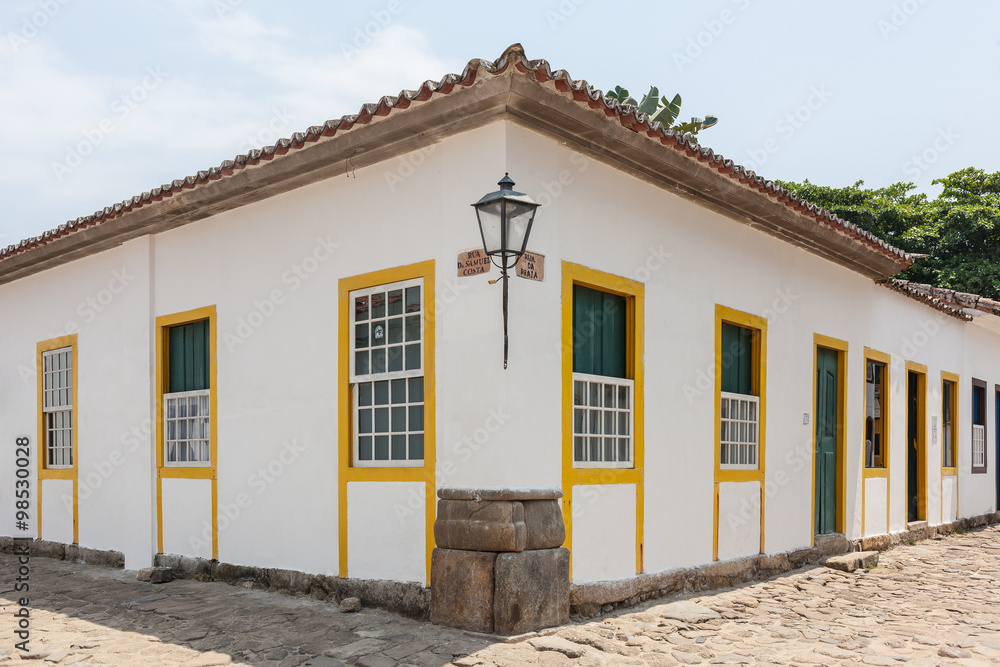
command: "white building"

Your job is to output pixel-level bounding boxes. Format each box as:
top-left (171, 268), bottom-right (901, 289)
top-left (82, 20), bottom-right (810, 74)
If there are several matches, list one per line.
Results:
top-left (2, 44), bottom-right (998, 615)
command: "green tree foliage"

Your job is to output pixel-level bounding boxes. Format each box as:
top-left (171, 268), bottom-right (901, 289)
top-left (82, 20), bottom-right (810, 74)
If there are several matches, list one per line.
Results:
top-left (780, 168), bottom-right (1000, 298)
top-left (603, 85), bottom-right (718, 137)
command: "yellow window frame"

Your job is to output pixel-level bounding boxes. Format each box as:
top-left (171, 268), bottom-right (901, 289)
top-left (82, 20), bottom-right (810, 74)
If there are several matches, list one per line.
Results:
top-left (561, 261), bottom-right (645, 579)
top-left (338, 260), bottom-right (436, 585)
top-left (713, 305), bottom-right (767, 560)
top-left (36, 334), bottom-right (79, 543)
top-left (155, 305), bottom-right (218, 559)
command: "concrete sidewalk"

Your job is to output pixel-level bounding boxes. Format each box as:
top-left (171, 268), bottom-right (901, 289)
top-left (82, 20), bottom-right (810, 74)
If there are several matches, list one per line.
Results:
top-left (3, 526), bottom-right (1000, 666)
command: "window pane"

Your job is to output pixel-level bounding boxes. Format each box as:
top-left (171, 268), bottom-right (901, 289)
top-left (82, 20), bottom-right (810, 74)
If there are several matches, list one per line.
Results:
top-left (405, 286), bottom-right (420, 312)
top-left (574, 408), bottom-right (586, 434)
top-left (405, 344), bottom-right (421, 370)
top-left (574, 381), bottom-right (586, 406)
top-left (408, 377), bottom-right (424, 403)
top-left (604, 384), bottom-right (615, 408)
top-left (409, 405), bottom-right (424, 431)
top-left (589, 410), bottom-right (601, 435)
top-left (388, 318), bottom-right (403, 344)
top-left (589, 437), bottom-right (601, 462)
top-left (355, 296), bottom-right (369, 321)
top-left (387, 345), bottom-right (404, 372)
top-left (391, 434), bottom-right (407, 460)
top-left (388, 289), bottom-right (404, 316)
top-left (391, 379), bottom-right (407, 403)
top-left (589, 383), bottom-right (601, 408)
top-left (574, 436), bottom-right (585, 462)
top-left (619, 385), bottom-right (629, 409)
top-left (355, 351), bottom-right (370, 375)
top-left (391, 406), bottom-right (406, 431)
top-left (374, 435), bottom-right (389, 460)
top-left (618, 411), bottom-right (629, 436)
top-left (359, 409), bottom-right (372, 434)
top-left (371, 320), bottom-right (386, 346)
top-left (374, 380), bottom-right (390, 404)
top-left (604, 438), bottom-right (615, 462)
top-left (371, 348), bottom-right (386, 373)
top-left (604, 411), bottom-right (616, 435)
top-left (409, 434), bottom-right (424, 460)
top-left (618, 438), bottom-right (628, 462)
top-left (359, 436), bottom-right (373, 460)
top-left (359, 382), bottom-right (373, 406)
top-left (374, 408), bottom-right (389, 433)
top-left (355, 323), bottom-right (370, 349)
top-left (371, 293), bottom-right (386, 318)
top-left (405, 315), bottom-right (421, 342)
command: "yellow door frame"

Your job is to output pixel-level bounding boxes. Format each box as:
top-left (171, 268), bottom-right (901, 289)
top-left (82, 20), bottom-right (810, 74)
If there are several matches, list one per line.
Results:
top-left (811, 334), bottom-right (848, 543)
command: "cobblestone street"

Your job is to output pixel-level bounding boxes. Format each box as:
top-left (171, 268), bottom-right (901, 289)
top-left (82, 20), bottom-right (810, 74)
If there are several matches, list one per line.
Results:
top-left (2, 526), bottom-right (1000, 666)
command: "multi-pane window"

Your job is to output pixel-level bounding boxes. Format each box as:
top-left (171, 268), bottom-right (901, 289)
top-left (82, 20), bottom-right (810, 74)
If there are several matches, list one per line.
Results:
top-left (720, 322), bottom-right (759, 470)
top-left (972, 380), bottom-right (987, 473)
top-left (42, 348), bottom-right (73, 468)
top-left (942, 379), bottom-right (956, 468)
top-left (164, 320), bottom-right (211, 466)
top-left (351, 279), bottom-right (424, 466)
top-left (865, 360), bottom-right (886, 468)
top-left (571, 285), bottom-right (633, 468)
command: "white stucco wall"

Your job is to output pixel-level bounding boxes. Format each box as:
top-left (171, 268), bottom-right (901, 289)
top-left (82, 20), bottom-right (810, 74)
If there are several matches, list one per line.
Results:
top-left (347, 481), bottom-right (426, 583)
top-left (161, 478), bottom-right (212, 558)
top-left (2, 118), bottom-right (999, 586)
top-left (571, 484), bottom-right (636, 583)
top-left (717, 482), bottom-right (761, 561)
top-left (40, 479), bottom-right (73, 544)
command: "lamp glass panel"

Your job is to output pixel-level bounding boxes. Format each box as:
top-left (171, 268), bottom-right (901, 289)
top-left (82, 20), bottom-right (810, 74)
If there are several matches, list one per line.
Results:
top-left (476, 201), bottom-right (504, 254)
top-left (504, 201), bottom-right (537, 255)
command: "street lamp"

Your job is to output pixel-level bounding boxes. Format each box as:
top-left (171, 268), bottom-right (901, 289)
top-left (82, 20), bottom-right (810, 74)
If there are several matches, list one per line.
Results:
top-left (472, 173), bottom-right (541, 369)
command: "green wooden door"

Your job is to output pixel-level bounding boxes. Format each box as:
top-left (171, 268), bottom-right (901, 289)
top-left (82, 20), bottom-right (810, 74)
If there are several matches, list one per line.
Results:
top-left (907, 372), bottom-right (919, 522)
top-left (815, 347), bottom-right (838, 534)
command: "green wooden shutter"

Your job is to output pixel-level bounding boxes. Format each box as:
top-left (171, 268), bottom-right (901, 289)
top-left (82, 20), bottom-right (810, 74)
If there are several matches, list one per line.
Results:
top-left (721, 323), bottom-right (753, 395)
top-left (168, 320), bottom-right (210, 393)
top-left (573, 285), bottom-right (626, 379)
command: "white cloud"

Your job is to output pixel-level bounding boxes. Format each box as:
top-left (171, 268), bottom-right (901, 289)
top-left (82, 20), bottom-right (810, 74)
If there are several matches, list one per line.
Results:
top-left (0, 4), bottom-right (451, 243)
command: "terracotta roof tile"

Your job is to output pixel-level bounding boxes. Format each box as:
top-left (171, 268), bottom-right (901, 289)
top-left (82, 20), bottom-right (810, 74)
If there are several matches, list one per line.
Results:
top-left (881, 279), bottom-right (974, 321)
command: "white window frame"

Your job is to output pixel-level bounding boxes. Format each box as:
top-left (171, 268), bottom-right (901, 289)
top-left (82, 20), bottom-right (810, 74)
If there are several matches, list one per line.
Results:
top-left (350, 278), bottom-right (425, 467)
top-left (572, 372), bottom-right (634, 469)
top-left (42, 347), bottom-right (73, 469)
top-left (972, 423), bottom-right (986, 470)
top-left (720, 391), bottom-right (760, 471)
top-left (163, 388), bottom-right (212, 467)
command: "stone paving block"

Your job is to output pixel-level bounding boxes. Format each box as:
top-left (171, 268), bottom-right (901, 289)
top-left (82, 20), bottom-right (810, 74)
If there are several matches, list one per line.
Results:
top-left (647, 600), bottom-right (722, 624)
top-left (493, 548), bottom-right (569, 635)
top-left (429, 548), bottom-right (496, 633)
top-left (825, 551), bottom-right (878, 572)
top-left (434, 499), bottom-right (526, 552)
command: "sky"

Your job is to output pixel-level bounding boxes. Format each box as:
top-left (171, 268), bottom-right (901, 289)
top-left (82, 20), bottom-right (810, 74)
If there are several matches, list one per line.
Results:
top-left (1, 0), bottom-right (998, 248)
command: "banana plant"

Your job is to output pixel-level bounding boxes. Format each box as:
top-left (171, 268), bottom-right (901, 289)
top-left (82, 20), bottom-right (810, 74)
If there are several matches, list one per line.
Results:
top-left (603, 85), bottom-right (718, 138)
